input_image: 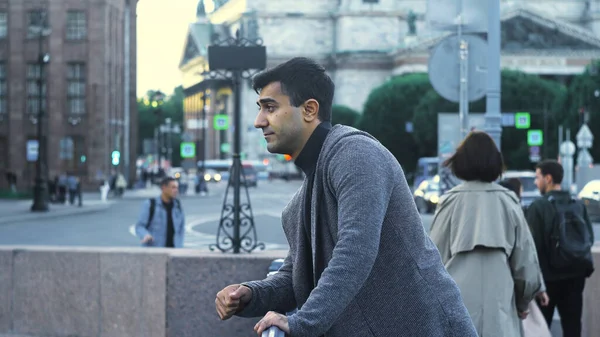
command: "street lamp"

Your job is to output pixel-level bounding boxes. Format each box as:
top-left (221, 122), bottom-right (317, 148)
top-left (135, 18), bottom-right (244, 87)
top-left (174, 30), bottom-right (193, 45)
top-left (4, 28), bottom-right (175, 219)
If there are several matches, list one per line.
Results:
top-left (150, 91), bottom-right (165, 168)
top-left (207, 29), bottom-right (266, 254)
top-left (31, 12), bottom-right (51, 212)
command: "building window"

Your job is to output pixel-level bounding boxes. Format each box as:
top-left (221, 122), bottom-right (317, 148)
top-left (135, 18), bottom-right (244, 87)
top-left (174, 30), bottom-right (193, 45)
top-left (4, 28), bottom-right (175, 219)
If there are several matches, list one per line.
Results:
top-left (0, 63), bottom-right (6, 117)
top-left (61, 136), bottom-right (86, 174)
top-left (26, 64), bottom-right (46, 115)
top-left (27, 10), bottom-right (48, 38)
top-left (0, 12), bottom-right (7, 38)
top-left (66, 11), bottom-right (86, 40)
top-left (67, 63), bottom-right (85, 115)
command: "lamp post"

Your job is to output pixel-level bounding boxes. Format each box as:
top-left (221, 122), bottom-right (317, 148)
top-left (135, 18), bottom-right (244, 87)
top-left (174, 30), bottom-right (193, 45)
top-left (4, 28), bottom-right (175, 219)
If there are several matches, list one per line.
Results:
top-left (31, 12), bottom-right (51, 212)
top-left (151, 91), bottom-right (165, 169)
top-left (207, 29), bottom-right (266, 254)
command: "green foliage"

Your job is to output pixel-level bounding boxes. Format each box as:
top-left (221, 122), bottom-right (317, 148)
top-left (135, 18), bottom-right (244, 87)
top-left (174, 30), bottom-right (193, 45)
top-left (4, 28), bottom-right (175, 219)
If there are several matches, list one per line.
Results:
top-left (137, 86), bottom-right (185, 167)
top-left (331, 105), bottom-right (360, 127)
top-left (566, 60), bottom-right (600, 161)
top-left (411, 70), bottom-right (567, 170)
top-left (358, 73), bottom-right (431, 176)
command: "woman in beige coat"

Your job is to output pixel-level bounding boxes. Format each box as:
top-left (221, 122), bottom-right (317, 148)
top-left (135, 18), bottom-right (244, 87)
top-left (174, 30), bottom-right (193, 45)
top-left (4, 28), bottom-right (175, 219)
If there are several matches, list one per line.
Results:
top-left (429, 131), bottom-right (544, 337)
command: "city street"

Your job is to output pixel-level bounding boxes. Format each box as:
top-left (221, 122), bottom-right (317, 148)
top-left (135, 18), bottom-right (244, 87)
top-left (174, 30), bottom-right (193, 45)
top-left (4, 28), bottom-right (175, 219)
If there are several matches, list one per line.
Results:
top-left (0, 180), bottom-right (598, 250)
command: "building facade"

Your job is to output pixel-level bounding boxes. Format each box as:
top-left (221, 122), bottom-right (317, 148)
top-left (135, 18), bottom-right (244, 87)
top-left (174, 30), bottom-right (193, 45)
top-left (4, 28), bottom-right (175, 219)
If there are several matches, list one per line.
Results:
top-left (0, 0), bottom-right (137, 191)
top-left (179, 0), bottom-right (600, 161)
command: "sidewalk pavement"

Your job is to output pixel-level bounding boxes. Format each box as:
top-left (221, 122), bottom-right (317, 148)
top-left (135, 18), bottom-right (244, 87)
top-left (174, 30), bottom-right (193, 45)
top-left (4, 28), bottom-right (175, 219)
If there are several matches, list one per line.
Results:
top-left (0, 198), bottom-right (114, 226)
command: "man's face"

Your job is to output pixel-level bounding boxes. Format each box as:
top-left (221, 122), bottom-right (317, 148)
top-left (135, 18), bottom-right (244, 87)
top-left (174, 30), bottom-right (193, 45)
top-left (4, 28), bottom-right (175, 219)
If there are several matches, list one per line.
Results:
top-left (534, 168), bottom-right (549, 194)
top-left (162, 181), bottom-right (179, 199)
top-left (254, 82), bottom-right (305, 155)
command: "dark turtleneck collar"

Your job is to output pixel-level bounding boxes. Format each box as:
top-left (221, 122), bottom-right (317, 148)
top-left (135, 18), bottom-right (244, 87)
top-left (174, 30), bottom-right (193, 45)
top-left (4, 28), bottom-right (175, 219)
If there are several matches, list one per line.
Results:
top-left (294, 122), bottom-right (332, 176)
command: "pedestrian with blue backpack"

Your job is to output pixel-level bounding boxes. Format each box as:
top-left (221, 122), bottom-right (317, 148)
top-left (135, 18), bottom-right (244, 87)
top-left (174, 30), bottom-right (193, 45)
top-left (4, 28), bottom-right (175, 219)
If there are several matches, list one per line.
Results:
top-left (526, 160), bottom-right (595, 337)
top-left (135, 177), bottom-right (185, 248)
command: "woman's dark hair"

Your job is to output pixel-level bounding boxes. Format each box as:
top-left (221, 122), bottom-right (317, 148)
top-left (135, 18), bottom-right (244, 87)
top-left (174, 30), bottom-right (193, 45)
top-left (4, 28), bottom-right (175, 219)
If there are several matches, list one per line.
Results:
top-left (498, 178), bottom-right (522, 199)
top-left (443, 131), bottom-right (504, 183)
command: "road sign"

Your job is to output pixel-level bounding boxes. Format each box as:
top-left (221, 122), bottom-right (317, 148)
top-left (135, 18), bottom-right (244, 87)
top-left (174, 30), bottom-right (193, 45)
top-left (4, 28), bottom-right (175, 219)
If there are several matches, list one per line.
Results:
top-left (181, 132), bottom-right (193, 142)
top-left (26, 140), bottom-right (39, 162)
top-left (220, 143), bottom-right (230, 153)
top-left (214, 114), bottom-right (229, 130)
top-left (501, 113), bottom-right (515, 127)
top-left (529, 146), bottom-right (541, 162)
top-left (515, 112), bottom-right (530, 129)
top-left (527, 129), bottom-right (543, 146)
top-left (180, 142), bottom-right (196, 158)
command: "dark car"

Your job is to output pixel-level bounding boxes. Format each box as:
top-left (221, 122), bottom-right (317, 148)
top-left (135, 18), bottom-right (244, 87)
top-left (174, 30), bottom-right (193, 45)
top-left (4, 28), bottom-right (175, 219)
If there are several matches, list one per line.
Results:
top-left (413, 176), bottom-right (440, 214)
top-left (579, 180), bottom-right (600, 223)
top-left (242, 164), bottom-right (258, 187)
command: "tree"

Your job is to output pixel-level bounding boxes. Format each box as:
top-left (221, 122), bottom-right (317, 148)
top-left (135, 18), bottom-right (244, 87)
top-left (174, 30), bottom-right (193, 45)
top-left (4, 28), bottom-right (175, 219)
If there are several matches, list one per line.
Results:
top-left (331, 104), bottom-right (360, 127)
top-left (137, 86), bottom-right (185, 167)
top-left (358, 73), bottom-right (431, 179)
top-left (566, 60), bottom-right (600, 162)
top-left (412, 70), bottom-right (567, 170)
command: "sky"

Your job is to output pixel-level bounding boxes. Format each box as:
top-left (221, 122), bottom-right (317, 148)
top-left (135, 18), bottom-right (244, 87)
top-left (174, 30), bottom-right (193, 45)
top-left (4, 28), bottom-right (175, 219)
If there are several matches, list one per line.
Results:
top-left (136, 0), bottom-right (199, 98)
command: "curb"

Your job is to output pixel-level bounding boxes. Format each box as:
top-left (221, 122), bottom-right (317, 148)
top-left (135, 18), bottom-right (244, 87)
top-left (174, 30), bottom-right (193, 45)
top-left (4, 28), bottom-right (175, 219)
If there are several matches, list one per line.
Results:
top-left (0, 202), bottom-right (114, 226)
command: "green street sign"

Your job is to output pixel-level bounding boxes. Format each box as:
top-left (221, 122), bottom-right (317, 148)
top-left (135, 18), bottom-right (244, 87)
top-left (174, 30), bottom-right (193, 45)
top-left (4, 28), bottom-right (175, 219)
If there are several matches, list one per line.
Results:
top-left (214, 114), bottom-right (229, 130)
top-left (515, 112), bottom-right (530, 129)
top-left (180, 142), bottom-right (196, 158)
top-left (527, 129), bottom-right (543, 146)
top-left (220, 143), bottom-right (230, 153)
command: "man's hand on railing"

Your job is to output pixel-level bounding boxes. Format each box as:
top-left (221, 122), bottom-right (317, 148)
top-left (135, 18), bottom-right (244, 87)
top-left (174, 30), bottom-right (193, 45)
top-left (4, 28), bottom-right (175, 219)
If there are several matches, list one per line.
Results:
top-left (261, 326), bottom-right (286, 337)
top-left (255, 311), bottom-right (289, 336)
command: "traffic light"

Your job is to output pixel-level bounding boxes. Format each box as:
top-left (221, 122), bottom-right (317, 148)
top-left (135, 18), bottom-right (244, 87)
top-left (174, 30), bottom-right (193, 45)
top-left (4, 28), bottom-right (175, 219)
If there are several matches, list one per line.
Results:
top-left (111, 150), bottom-right (120, 166)
top-left (283, 154), bottom-right (292, 161)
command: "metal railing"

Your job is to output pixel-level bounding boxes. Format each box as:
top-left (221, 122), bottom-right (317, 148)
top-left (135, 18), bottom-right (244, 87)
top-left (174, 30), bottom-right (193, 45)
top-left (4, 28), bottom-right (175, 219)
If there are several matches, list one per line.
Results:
top-left (261, 326), bottom-right (285, 337)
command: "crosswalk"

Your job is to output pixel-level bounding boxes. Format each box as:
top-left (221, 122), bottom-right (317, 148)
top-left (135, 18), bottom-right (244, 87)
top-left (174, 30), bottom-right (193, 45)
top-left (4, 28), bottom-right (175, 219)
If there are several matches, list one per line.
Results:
top-left (128, 212), bottom-right (289, 250)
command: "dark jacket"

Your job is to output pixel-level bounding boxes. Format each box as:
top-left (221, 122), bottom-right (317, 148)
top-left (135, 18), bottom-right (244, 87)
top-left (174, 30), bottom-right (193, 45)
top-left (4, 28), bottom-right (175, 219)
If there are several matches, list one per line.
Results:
top-left (525, 190), bottom-right (594, 282)
top-left (237, 125), bottom-right (476, 337)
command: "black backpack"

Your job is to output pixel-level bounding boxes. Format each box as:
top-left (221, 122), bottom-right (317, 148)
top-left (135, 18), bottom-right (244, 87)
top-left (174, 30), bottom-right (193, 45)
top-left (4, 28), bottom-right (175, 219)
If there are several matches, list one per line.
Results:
top-left (145, 198), bottom-right (181, 228)
top-left (547, 195), bottom-right (594, 275)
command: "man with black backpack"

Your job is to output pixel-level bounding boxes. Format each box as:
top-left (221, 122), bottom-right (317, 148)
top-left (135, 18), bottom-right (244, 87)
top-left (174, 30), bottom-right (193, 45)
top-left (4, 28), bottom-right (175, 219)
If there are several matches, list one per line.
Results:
top-left (135, 177), bottom-right (185, 248)
top-left (526, 160), bottom-right (595, 336)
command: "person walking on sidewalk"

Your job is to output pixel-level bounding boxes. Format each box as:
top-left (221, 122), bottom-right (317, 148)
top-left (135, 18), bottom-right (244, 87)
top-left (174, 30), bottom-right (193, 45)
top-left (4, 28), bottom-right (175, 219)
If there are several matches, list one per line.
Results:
top-left (429, 132), bottom-right (544, 337)
top-left (135, 177), bottom-right (185, 248)
top-left (526, 160), bottom-right (595, 337)
top-left (215, 57), bottom-right (477, 337)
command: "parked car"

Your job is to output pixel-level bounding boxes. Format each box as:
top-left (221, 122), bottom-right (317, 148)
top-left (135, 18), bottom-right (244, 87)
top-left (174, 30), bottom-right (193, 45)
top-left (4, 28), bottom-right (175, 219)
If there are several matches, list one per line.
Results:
top-left (267, 258), bottom-right (285, 277)
top-left (203, 169), bottom-right (222, 183)
top-left (578, 179), bottom-right (600, 222)
top-left (242, 164), bottom-right (258, 187)
top-left (413, 176), bottom-right (440, 214)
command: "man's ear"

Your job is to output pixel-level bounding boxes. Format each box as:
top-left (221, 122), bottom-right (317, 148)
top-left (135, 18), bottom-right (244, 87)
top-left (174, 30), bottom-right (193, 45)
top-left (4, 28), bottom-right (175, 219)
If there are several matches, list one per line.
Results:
top-left (302, 99), bottom-right (320, 122)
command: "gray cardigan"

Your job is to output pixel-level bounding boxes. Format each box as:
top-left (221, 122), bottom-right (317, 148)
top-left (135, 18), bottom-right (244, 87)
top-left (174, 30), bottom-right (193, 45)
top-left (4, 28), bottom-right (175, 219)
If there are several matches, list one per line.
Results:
top-left (238, 126), bottom-right (477, 337)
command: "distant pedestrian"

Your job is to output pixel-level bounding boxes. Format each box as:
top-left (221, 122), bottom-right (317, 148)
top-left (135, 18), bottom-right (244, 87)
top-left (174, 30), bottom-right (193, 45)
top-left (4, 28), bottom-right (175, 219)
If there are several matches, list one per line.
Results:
top-left (67, 173), bottom-right (78, 205)
top-left (135, 177), bottom-right (185, 248)
top-left (526, 160), bottom-right (595, 337)
top-left (429, 131), bottom-right (544, 337)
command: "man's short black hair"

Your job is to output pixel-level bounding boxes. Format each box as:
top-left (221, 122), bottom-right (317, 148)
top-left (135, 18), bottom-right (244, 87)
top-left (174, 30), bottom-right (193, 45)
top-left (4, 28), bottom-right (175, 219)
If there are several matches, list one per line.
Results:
top-left (536, 160), bottom-right (564, 185)
top-left (252, 57), bottom-right (335, 122)
top-left (160, 177), bottom-right (177, 187)
top-left (443, 131), bottom-right (504, 183)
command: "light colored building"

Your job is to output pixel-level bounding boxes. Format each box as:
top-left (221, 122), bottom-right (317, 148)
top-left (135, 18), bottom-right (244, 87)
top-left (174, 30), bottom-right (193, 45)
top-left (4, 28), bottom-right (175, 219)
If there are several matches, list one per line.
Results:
top-left (179, 0), bottom-right (600, 161)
